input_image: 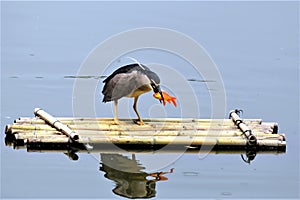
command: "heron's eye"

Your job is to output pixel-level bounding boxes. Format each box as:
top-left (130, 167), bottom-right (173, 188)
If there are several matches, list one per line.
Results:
top-left (151, 83), bottom-right (160, 93)
top-left (150, 83), bottom-right (156, 89)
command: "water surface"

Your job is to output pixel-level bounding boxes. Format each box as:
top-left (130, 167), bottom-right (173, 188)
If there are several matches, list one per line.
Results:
top-left (1, 1), bottom-right (299, 199)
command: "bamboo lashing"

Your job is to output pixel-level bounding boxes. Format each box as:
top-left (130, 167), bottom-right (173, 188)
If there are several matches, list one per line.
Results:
top-left (34, 108), bottom-right (79, 141)
top-left (229, 109), bottom-right (257, 145)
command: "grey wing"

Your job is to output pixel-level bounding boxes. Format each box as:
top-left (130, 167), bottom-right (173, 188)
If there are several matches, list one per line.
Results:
top-left (102, 71), bottom-right (146, 102)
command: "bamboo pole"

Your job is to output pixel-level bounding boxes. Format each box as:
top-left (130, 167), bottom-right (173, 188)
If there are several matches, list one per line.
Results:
top-left (23, 134), bottom-right (285, 147)
top-left (8, 121), bottom-right (275, 132)
top-left (13, 117), bottom-right (277, 134)
top-left (7, 125), bottom-right (275, 137)
top-left (34, 108), bottom-right (79, 140)
top-left (10, 129), bottom-right (284, 138)
top-left (26, 148), bottom-right (286, 154)
top-left (12, 118), bottom-right (276, 131)
top-left (12, 123), bottom-right (275, 133)
top-left (16, 130), bottom-right (285, 142)
top-left (14, 117), bottom-right (263, 125)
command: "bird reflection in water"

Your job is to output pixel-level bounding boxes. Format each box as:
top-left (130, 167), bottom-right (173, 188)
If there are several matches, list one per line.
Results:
top-left (100, 154), bottom-right (174, 199)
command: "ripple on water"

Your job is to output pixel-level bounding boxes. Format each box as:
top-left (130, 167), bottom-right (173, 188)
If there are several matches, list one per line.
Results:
top-left (182, 171), bottom-right (199, 176)
top-left (221, 191), bottom-right (232, 196)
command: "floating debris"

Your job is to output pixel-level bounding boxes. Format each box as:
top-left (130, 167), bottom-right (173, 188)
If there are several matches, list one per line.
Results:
top-left (183, 172), bottom-right (199, 176)
top-left (187, 78), bottom-right (216, 83)
top-left (64, 75), bottom-right (107, 79)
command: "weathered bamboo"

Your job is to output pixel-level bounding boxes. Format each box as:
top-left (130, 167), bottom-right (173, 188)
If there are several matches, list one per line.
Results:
top-left (8, 122), bottom-right (275, 133)
top-left (12, 118), bottom-right (276, 135)
top-left (26, 148), bottom-right (286, 154)
top-left (7, 126), bottom-right (275, 139)
top-left (17, 136), bottom-right (285, 149)
top-left (23, 135), bottom-right (285, 148)
top-left (15, 118), bottom-right (263, 124)
top-left (34, 108), bottom-right (78, 140)
top-left (14, 120), bottom-right (267, 134)
top-left (14, 130), bottom-right (284, 138)
top-left (15, 116), bottom-right (278, 133)
top-left (9, 126), bottom-right (282, 138)
top-left (260, 122), bottom-right (278, 134)
top-left (12, 118), bottom-right (276, 132)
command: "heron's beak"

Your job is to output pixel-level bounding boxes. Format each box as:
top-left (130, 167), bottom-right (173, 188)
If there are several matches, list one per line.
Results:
top-left (159, 90), bottom-right (165, 104)
top-left (153, 85), bottom-right (165, 104)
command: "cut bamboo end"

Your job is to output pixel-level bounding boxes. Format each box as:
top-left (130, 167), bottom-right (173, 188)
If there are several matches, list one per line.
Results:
top-left (34, 108), bottom-right (79, 141)
top-left (5, 125), bottom-right (12, 135)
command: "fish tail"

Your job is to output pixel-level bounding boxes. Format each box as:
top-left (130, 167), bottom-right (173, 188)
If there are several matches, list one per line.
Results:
top-left (171, 98), bottom-right (177, 107)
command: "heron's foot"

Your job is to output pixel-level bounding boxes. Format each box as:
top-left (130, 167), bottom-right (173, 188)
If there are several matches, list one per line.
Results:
top-left (112, 119), bottom-right (120, 125)
top-left (134, 119), bottom-right (145, 126)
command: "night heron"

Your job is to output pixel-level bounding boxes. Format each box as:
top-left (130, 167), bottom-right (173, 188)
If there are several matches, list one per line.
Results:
top-left (102, 63), bottom-right (165, 125)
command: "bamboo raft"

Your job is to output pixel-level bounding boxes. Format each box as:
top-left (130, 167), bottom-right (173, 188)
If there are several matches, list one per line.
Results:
top-left (4, 108), bottom-right (286, 162)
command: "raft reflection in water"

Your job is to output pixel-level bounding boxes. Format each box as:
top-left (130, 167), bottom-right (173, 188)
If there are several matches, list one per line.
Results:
top-left (100, 154), bottom-right (174, 199)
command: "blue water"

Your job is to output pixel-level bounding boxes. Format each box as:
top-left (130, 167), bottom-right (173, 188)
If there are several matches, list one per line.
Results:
top-left (1, 1), bottom-right (299, 199)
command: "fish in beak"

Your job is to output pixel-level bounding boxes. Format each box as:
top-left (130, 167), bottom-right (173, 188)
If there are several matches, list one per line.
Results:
top-left (151, 84), bottom-right (165, 105)
top-left (153, 90), bottom-right (177, 107)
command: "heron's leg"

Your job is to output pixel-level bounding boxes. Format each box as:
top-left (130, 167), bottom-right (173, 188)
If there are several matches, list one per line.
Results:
top-left (133, 96), bottom-right (144, 125)
top-left (113, 100), bottom-right (119, 125)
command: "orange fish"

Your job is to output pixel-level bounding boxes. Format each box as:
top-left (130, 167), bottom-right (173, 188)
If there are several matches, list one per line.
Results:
top-left (153, 90), bottom-right (177, 107)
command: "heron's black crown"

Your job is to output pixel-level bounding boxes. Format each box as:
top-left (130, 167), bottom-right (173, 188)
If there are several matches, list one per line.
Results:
top-left (103, 63), bottom-right (160, 85)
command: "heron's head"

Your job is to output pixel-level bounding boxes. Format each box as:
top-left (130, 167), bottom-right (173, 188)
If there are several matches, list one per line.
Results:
top-left (144, 69), bottom-right (165, 104)
top-left (150, 81), bottom-right (165, 104)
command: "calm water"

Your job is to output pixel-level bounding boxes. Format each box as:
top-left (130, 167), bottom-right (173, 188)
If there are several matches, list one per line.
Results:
top-left (1, 1), bottom-right (299, 199)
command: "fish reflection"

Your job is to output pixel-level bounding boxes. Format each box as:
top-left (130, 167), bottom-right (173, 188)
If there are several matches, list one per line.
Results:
top-left (100, 154), bottom-right (174, 199)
